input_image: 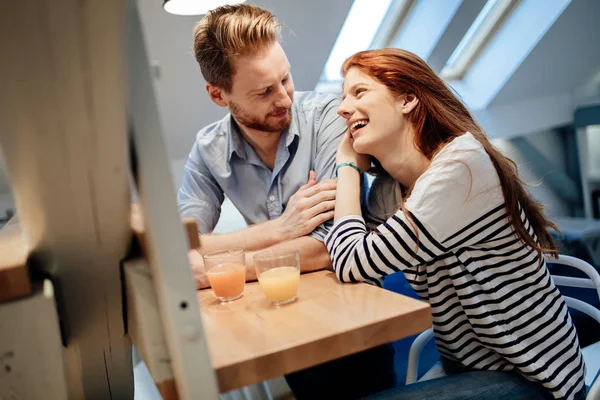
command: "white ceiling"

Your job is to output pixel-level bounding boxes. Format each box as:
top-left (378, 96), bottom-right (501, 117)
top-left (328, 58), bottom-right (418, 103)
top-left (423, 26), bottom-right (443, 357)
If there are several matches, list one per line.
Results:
top-left (490, 0), bottom-right (600, 106)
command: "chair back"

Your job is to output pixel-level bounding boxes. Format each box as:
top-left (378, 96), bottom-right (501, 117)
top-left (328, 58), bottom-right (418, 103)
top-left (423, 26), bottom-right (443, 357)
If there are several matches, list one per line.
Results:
top-left (545, 255), bottom-right (600, 399)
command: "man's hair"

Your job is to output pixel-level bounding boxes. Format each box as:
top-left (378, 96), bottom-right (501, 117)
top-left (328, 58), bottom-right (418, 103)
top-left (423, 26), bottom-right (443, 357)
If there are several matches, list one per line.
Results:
top-left (193, 4), bottom-right (281, 92)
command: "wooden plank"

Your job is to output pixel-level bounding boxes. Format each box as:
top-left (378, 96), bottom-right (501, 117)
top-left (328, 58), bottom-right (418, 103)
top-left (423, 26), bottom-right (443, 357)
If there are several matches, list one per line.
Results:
top-left (125, 259), bottom-right (179, 400)
top-left (0, 281), bottom-right (69, 399)
top-left (126, 0), bottom-right (219, 396)
top-left (125, 260), bottom-right (431, 394)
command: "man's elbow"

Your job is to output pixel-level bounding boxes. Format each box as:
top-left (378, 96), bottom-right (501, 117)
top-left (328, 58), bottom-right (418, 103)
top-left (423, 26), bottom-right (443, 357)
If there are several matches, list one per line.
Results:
top-left (300, 242), bottom-right (332, 273)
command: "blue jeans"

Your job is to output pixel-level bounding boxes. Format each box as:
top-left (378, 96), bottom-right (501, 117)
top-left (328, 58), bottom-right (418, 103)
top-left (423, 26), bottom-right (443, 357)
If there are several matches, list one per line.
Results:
top-left (364, 358), bottom-right (586, 400)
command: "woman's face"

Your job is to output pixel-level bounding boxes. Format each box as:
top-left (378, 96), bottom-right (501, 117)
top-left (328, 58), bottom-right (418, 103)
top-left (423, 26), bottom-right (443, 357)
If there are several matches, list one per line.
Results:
top-left (337, 68), bottom-right (412, 157)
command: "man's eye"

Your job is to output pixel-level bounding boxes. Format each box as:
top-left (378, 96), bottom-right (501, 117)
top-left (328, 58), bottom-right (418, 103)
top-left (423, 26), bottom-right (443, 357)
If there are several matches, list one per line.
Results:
top-left (259, 87), bottom-right (272, 97)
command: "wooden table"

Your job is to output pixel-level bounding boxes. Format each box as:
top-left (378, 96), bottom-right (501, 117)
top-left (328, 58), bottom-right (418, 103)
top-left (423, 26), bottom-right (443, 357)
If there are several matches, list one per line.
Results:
top-left (197, 270), bottom-right (432, 393)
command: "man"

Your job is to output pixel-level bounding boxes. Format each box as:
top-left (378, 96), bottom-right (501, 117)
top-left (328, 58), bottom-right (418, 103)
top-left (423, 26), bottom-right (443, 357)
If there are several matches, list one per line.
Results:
top-left (179, 4), bottom-right (395, 399)
top-left (179, 4), bottom-right (341, 285)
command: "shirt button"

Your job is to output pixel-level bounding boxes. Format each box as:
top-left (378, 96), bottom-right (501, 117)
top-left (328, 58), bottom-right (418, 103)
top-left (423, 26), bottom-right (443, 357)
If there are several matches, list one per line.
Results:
top-left (269, 195), bottom-right (276, 201)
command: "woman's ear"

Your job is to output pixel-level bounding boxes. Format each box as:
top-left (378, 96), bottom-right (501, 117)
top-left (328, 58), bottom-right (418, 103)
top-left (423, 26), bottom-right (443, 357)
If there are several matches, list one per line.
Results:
top-left (401, 93), bottom-right (419, 114)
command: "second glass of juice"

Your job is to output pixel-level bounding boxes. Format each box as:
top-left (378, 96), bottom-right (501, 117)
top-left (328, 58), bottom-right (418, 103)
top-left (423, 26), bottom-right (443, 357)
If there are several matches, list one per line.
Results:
top-left (253, 249), bottom-right (300, 306)
top-left (203, 249), bottom-right (246, 302)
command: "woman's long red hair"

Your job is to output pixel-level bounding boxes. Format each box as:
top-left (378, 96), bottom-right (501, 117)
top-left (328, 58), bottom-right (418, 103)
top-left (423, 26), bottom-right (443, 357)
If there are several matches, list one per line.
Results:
top-left (342, 48), bottom-right (558, 257)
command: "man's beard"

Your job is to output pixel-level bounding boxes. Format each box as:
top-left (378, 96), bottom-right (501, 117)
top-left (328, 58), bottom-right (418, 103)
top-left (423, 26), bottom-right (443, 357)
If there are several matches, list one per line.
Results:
top-left (229, 101), bottom-right (292, 133)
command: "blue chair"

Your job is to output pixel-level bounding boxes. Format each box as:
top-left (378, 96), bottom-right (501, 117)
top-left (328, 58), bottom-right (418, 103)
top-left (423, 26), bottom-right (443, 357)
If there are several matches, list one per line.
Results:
top-left (405, 255), bottom-right (600, 399)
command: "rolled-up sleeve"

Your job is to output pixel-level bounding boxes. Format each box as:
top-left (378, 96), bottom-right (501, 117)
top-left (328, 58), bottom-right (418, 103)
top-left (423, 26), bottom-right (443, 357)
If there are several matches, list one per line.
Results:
top-left (178, 140), bottom-right (224, 234)
top-left (309, 97), bottom-right (347, 242)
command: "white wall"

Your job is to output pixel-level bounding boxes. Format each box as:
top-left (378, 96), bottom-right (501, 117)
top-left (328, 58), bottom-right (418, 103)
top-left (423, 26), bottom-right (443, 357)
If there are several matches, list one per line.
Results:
top-left (492, 130), bottom-right (570, 218)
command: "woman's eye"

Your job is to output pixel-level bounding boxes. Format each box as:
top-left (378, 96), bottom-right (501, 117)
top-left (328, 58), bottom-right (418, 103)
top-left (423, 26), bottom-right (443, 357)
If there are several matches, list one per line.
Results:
top-left (356, 88), bottom-right (366, 96)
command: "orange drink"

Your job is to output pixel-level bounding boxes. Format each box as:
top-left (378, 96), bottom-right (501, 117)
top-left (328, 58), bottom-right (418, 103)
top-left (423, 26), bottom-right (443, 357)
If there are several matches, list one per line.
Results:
top-left (254, 249), bottom-right (300, 306)
top-left (207, 263), bottom-right (246, 300)
top-left (203, 249), bottom-right (246, 302)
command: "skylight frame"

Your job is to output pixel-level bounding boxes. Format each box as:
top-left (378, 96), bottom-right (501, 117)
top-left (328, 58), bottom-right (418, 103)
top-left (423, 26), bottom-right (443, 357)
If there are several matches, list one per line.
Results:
top-left (440, 0), bottom-right (521, 81)
top-left (316, 0), bottom-right (415, 92)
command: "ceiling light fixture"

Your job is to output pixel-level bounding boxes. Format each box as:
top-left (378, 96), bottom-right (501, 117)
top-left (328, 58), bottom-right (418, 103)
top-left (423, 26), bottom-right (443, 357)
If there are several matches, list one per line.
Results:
top-left (163, 0), bottom-right (247, 16)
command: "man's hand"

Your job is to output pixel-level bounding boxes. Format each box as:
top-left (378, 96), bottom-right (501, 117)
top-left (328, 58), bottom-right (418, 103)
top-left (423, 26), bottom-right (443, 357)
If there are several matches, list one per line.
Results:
top-left (188, 249), bottom-right (210, 289)
top-left (276, 170), bottom-right (336, 241)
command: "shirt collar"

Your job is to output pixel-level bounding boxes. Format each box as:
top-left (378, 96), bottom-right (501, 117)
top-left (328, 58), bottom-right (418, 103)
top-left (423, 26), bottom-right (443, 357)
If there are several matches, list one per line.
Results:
top-left (227, 115), bottom-right (247, 161)
top-left (285, 104), bottom-right (300, 147)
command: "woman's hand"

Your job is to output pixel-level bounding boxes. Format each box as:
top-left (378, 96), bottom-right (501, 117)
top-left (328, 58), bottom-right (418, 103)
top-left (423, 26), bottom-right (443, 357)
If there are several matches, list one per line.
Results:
top-left (336, 131), bottom-right (370, 172)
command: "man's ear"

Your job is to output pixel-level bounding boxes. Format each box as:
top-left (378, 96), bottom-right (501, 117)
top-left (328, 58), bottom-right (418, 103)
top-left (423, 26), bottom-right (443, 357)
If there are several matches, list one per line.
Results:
top-left (206, 83), bottom-right (228, 108)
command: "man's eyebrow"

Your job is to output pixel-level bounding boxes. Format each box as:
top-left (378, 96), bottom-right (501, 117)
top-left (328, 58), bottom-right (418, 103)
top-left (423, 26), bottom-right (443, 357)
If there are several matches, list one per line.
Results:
top-left (249, 70), bottom-right (291, 94)
top-left (250, 85), bottom-right (270, 94)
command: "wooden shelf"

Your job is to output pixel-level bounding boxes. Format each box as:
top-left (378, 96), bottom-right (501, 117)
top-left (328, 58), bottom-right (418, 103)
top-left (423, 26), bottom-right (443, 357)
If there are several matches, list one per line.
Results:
top-left (0, 206), bottom-right (200, 304)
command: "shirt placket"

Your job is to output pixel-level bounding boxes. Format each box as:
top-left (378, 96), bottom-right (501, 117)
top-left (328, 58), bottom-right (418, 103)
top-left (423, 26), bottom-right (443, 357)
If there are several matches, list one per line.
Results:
top-left (266, 178), bottom-right (281, 219)
top-left (267, 138), bottom-right (292, 219)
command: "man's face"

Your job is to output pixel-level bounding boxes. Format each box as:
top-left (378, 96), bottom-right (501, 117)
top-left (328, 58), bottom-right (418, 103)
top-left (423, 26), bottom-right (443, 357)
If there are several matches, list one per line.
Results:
top-left (223, 42), bottom-right (295, 134)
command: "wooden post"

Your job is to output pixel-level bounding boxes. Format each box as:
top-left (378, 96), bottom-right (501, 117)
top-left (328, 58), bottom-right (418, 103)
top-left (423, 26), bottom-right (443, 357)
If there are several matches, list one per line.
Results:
top-left (0, 1), bottom-right (132, 398)
top-left (126, 0), bottom-right (219, 397)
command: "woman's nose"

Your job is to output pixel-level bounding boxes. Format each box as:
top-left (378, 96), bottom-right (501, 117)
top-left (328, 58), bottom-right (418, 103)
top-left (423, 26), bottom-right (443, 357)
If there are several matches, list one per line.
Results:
top-left (337, 99), bottom-right (353, 118)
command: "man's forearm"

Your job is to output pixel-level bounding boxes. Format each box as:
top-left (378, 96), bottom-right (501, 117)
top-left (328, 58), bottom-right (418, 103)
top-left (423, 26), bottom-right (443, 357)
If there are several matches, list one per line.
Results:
top-left (189, 234), bottom-right (331, 289)
top-left (243, 235), bottom-right (331, 281)
top-left (196, 218), bottom-right (287, 255)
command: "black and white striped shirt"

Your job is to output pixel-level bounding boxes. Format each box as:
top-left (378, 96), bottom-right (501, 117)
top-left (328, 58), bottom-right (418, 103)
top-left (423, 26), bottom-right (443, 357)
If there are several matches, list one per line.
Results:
top-left (325, 133), bottom-right (585, 399)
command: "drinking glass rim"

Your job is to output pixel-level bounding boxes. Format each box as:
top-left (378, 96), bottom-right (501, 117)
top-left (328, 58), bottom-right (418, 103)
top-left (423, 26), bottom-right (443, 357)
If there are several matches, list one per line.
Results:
top-left (207, 263), bottom-right (246, 275)
top-left (203, 248), bottom-right (245, 260)
top-left (253, 248), bottom-right (300, 262)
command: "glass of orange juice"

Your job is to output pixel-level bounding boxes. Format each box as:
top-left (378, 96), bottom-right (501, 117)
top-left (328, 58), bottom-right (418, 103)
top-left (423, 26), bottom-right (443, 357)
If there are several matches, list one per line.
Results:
top-left (203, 249), bottom-right (246, 302)
top-left (253, 249), bottom-right (300, 306)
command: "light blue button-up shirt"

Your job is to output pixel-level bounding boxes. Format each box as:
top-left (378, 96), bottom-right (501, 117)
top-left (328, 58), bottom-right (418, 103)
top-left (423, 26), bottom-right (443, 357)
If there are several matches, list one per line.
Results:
top-left (178, 91), bottom-right (347, 241)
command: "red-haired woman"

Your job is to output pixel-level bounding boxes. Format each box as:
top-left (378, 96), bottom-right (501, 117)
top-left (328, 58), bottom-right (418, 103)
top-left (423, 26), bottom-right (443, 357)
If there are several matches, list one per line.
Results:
top-left (326, 48), bottom-right (586, 400)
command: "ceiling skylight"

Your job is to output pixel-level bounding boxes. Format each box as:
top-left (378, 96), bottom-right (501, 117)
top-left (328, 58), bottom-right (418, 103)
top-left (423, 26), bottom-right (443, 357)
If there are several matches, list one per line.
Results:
top-left (440, 0), bottom-right (520, 81)
top-left (321, 0), bottom-right (394, 83)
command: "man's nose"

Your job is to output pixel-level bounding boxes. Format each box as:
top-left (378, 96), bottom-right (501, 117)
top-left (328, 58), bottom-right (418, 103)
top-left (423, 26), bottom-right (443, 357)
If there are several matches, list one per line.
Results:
top-left (274, 85), bottom-right (292, 109)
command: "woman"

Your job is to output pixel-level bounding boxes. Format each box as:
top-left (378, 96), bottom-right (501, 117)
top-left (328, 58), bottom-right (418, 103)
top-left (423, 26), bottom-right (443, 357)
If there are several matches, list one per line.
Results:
top-left (325, 48), bottom-right (586, 400)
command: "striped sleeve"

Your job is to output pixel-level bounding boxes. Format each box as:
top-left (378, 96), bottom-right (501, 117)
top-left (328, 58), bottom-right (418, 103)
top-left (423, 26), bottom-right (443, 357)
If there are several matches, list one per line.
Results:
top-left (324, 210), bottom-right (448, 286)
